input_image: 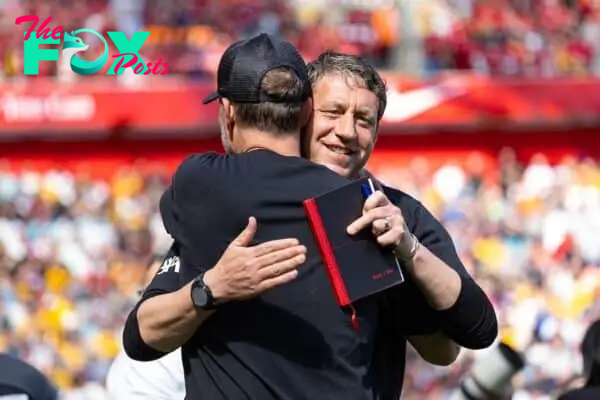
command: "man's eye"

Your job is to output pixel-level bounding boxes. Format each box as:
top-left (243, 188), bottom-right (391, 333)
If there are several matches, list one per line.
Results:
top-left (358, 118), bottom-right (375, 127)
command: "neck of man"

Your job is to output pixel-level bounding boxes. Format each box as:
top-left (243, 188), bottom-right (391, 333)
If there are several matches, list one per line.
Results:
top-left (236, 128), bottom-right (301, 157)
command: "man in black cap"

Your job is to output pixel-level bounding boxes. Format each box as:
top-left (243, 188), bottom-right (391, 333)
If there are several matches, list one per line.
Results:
top-left (0, 353), bottom-right (58, 400)
top-left (124, 33), bottom-right (383, 399)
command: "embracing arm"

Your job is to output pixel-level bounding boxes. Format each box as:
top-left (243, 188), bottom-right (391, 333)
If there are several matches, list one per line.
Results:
top-left (124, 220), bottom-right (305, 360)
top-left (121, 243), bottom-right (212, 360)
top-left (407, 333), bottom-right (460, 366)
top-left (402, 243), bottom-right (488, 365)
top-left (123, 160), bottom-right (217, 361)
top-left (402, 198), bottom-right (498, 351)
top-left (395, 242), bottom-right (462, 365)
top-left (127, 280), bottom-right (213, 358)
top-left (348, 188), bottom-right (497, 366)
top-left (399, 243), bottom-right (463, 365)
top-left (352, 175), bottom-right (465, 365)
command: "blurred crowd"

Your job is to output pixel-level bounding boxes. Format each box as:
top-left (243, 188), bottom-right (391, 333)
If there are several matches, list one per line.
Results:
top-left (2, 0), bottom-right (600, 78)
top-left (0, 159), bottom-right (172, 398)
top-left (0, 0), bottom-right (398, 80)
top-left (0, 149), bottom-right (599, 399)
top-left (1, 0), bottom-right (599, 398)
top-left (379, 150), bottom-right (600, 399)
top-left (421, 0), bottom-right (600, 77)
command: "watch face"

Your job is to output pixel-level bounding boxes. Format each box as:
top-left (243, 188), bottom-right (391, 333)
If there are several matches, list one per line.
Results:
top-left (192, 284), bottom-right (208, 307)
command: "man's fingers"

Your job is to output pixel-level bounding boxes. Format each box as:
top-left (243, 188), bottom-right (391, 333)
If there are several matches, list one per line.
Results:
top-left (377, 228), bottom-right (402, 247)
top-left (363, 191), bottom-right (389, 212)
top-left (347, 208), bottom-right (388, 235)
top-left (255, 245), bottom-right (306, 270)
top-left (231, 217), bottom-right (257, 246)
top-left (257, 252), bottom-right (306, 280)
top-left (258, 269), bottom-right (299, 292)
top-left (372, 218), bottom-right (390, 236)
top-left (252, 238), bottom-right (300, 257)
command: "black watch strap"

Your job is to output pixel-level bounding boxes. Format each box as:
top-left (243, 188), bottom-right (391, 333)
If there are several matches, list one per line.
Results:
top-left (191, 272), bottom-right (217, 310)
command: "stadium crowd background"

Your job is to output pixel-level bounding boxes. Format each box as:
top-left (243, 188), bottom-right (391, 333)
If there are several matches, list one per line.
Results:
top-left (2, 0), bottom-right (600, 78)
top-left (1, 0), bottom-right (600, 399)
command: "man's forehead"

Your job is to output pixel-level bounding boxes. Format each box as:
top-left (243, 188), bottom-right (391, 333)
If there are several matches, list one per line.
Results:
top-left (314, 73), bottom-right (378, 107)
top-left (316, 72), bottom-right (369, 91)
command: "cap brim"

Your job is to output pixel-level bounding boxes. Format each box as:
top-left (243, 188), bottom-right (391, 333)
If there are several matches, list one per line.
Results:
top-left (202, 91), bottom-right (221, 104)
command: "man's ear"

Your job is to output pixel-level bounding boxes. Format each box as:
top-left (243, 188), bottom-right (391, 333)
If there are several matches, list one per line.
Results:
top-left (222, 98), bottom-right (236, 133)
top-left (222, 98), bottom-right (234, 123)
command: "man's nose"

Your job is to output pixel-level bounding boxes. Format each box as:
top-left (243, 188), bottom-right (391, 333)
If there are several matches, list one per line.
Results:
top-left (335, 114), bottom-right (357, 141)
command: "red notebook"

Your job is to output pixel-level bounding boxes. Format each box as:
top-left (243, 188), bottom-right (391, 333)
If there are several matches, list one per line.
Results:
top-left (303, 178), bottom-right (405, 309)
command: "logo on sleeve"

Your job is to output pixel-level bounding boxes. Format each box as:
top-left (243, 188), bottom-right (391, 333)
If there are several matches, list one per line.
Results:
top-left (157, 256), bottom-right (180, 275)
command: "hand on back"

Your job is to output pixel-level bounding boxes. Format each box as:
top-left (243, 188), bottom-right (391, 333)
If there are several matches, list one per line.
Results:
top-left (204, 217), bottom-right (306, 302)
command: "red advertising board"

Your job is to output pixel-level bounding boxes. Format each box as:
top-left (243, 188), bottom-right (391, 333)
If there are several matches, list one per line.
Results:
top-left (1, 74), bottom-right (600, 135)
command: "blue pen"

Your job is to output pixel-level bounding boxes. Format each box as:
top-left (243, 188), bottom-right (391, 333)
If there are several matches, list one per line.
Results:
top-left (362, 178), bottom-right (405, 280)
top-left (361, 178), bottom-right (376, 199)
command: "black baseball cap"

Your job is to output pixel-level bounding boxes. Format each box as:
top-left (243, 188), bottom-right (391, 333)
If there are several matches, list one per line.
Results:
top-left (203, 33), bottom-right (311, 105)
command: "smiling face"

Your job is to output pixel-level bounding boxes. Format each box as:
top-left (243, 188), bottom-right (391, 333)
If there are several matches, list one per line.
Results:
top-left (304, 73), bottom-right (380, 179)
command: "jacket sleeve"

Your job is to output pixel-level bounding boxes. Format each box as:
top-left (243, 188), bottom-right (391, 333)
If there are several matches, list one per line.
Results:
top-left (122, 244), bottom-right (187, 361)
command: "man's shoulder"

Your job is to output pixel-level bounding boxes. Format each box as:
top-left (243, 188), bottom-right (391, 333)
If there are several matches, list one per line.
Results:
top-left (381, 185), bottom-right (456, 254)
top-left (240, 151), bottom-right (349, 188)
top-left (382, 185), bottom-right (420, 208)
top-left (381, 186), bottom-right (425, 225)
top-left (175, 151), bottom-right (223, 173)
top-left (175, 151), bottom-right (341, 179)
top-left (179, 152), bottom-right (222, 165)
top-left (171, 152), bottom-right (223, 186)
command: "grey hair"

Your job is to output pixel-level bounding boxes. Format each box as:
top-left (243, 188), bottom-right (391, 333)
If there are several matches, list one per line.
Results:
top-left (307, 51), bottom-right (387, 122)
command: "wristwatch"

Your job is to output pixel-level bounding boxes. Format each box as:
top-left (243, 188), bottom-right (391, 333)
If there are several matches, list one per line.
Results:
top-left (190, 272), bottom-right (217, 310)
